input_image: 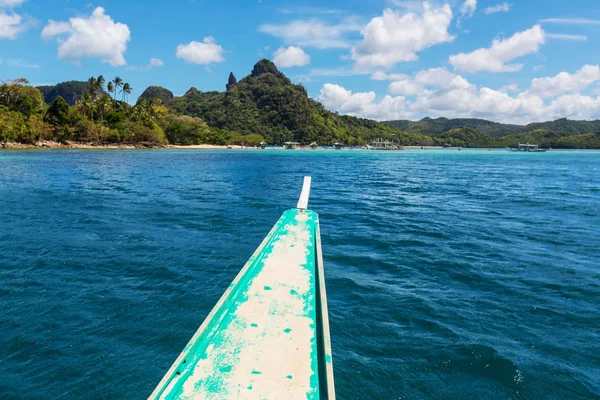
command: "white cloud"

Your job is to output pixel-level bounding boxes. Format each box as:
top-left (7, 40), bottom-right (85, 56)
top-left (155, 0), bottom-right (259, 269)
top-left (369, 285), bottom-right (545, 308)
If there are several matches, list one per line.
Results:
top-left (0, 11), bottom-right (22, 39)
top-left (351, 3), bottom-right (454, 69)
top-left (539, 18), bottom-right (600, 25)
top-left (459, 0), bottom-right (477, 17)
top-left (389, 80), bottom-right (422, 95)
top-left (546, 33), bottom-right (587, 41)
top-left (41, 7), bottom-right (130, 66)
top-left (273, 46), bottom-right (310, 68)
top-left (449, 25), bottom-right (545, 73)
top-left (529, 65), bottom-right (600, 99)
top-left (484, 3), bottom-right (510, 15)
top-left (259, 18), bottom-right (360, 49)
top-left (318, 83), bottom-right (411, 120)
top-left (317, 65), bottom-right (600, 124)
top-left (371, 71), bottom-right (409, 81)
top-left (386, 67), bottom-right (472, 95)
top-left (0, 0), bottom-right (26, 40)
top-left (176, 37), bottom-right (225, 65)
top-left (150, 57), bottom-right (164, 67)
top-left (499, 83), bottom-right (521, 93)
top-left (0, 0), bottom-right (25, 7)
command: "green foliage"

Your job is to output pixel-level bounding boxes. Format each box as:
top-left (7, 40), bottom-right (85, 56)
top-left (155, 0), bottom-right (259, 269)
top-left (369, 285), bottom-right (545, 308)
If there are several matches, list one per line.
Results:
top-left (1, 79), bottom-right (46, 118)
top-left (168, 60), bottom-right (426, 146)
top-left (44, 96), bottom-right (71, 127)
top-left (433, 127), bottom-right (494, 148)
top-left (164, 115), bottom-right (211, 145)
top-left (3, 63), bottom-right (600, 148)
top-left (0, 105), bottom-right (26, 142)
top-left (105, 111), bottom-right (126, 129)
top-left (138, 86), bottom-right (175, 103)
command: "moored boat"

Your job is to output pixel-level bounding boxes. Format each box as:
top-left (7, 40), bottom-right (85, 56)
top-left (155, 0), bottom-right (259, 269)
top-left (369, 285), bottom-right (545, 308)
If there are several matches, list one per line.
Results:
top-left (509, 143), bottom-right (548, 152)
top-left (367, 139), bottom-right (402, 150)
top-left (284, 141), bottom-right (300, 149)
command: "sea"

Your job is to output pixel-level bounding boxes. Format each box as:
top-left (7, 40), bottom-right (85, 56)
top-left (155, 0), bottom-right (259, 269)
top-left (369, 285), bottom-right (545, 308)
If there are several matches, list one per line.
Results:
top-left (0, 149), bottom-right (599, 400)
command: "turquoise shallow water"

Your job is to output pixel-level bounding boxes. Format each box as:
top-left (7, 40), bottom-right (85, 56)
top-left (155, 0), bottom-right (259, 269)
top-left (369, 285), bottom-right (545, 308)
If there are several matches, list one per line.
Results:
top-left (0, 149), bottom-right (599, 399)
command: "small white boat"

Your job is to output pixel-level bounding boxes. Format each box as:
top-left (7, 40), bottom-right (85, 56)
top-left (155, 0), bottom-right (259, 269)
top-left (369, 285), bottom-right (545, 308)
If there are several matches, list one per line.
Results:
top-left (284, 141), bottom-right (299, 149)
top-left (509, 143), bottom-right (547, 152)
top-left (367, 139), bottom-right (402, 150)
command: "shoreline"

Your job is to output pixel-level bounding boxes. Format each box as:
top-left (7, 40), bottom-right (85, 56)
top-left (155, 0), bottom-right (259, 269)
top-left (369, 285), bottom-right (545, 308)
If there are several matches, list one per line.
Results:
top-left (1, 141), bottom-right (597, 151)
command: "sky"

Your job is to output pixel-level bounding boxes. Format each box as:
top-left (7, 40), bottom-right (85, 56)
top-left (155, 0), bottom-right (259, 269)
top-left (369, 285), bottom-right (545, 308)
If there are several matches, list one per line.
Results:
top-left (2, 0), bottom-right (600, 124)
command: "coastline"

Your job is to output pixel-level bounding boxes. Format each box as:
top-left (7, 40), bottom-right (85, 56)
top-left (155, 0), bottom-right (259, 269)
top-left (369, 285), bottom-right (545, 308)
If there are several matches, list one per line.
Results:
top-left (1, 141), bottom-right (597, 151)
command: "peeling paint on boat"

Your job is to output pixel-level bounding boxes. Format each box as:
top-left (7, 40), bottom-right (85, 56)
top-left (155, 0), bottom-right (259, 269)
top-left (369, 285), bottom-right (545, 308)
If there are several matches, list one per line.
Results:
top-left (149, 208), bottom-right (334, 399)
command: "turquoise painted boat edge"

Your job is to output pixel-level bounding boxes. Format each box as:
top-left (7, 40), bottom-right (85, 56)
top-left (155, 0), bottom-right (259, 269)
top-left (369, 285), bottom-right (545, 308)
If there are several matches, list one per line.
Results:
top-left (315, 221), bottom-right (336, 399)
top-left (148, 208), bottom-right (336, 399)
top-left (147, 213), bottom-right (284, 399)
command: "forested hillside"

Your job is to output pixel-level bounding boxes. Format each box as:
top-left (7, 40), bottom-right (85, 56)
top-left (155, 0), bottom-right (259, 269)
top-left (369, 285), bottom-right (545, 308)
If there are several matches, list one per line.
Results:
top-left (2, 59), bottom-right (600, 148)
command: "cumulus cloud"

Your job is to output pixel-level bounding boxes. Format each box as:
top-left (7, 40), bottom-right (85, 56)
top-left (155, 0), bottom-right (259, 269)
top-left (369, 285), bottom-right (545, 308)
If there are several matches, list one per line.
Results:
top-left (273, 46), bottom-right (310, 68)
top-left (351, 3), bottom-right (454, 69)
top-left (259, 18), bottom-right (360, 49)
top-left (529, 65), bottom-right (600, 99)
top-left (318, 83), bottom-right (411, 120)
top-left (484, 3), bottom-right (510, 15)
top-left (371, 71), bottom-right (409, 81)
top-left (0, 11), bottom-right (22, 39)
top-left (0, 0), bottom-right (26, 40)
top-left (449, 25), bottom-right (545, 73)
top-left (499, 83), bottom-right (521, 93)
top-left (176, 37), bottom-right (225, 65)
top-left (459, 0), bottom-right (477, 17)
top-left (318, 65), bottom-right (600, 124)
top-left (41, 7), bottom-right (130, 66)
top-left (385, 67), bottom-right (471, 95)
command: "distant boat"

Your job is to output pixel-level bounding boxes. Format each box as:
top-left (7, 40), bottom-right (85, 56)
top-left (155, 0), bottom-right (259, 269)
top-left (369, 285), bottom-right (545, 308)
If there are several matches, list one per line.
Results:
top-left (284, 141), bottom-right (299, 149)
top-left (260, 141), bottom-right (267, 149)
top-left (443, 143), bottom-right (451, 148)
top-left (333, 142), bottom-right (343, 150)
top-left (309, 142), bottom-right (318, 149)
top-left (367, 139), bottom-right (402, 150)
top-left (509, 143), bottom-right (548, 152)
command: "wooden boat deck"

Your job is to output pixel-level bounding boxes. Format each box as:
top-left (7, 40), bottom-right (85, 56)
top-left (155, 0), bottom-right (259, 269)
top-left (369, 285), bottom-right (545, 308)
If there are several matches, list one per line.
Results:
top-left (149, 178), bottom-right (334, 399)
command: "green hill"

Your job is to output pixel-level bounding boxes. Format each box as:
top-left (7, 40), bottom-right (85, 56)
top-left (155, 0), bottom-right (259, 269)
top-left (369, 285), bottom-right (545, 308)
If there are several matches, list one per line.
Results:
top-left (165, 59), bottom-right (426, 145)
top-left (138, 86), bottom-right (174, 104)
top-left (36, 81), bottom-right (94, 105)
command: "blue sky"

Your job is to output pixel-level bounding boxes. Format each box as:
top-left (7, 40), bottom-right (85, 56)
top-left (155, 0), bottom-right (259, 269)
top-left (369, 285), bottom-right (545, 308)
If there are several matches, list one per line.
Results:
top-left (2, 0), bottom-right (600, 123)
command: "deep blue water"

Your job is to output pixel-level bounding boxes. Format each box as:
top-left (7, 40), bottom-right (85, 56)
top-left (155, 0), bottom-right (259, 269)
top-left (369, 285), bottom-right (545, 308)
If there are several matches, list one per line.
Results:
top-left (1, 149), bottom-right (599, 400)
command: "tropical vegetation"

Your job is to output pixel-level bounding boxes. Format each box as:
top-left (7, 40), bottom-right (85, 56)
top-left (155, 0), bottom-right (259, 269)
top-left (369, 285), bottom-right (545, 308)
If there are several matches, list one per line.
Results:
top-left (2, 59), bottom-right (600, 148)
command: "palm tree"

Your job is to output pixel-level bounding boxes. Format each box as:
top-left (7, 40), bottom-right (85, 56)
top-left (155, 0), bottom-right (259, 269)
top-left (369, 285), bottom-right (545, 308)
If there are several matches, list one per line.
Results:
top-left (87, 77), bottom-right (97, 96)
top-left (122, 82), bottom-right (132, 103)
top-left (76, 92), bottom-right (94, 119)
top-left (97, 93), bottom-right (111, 122)
top-left (107, 82), bottom-right (114, 103)
top-left (96, 75), bottom-right (105, 98)
top-left (113, 76), bottom-right (123, 109)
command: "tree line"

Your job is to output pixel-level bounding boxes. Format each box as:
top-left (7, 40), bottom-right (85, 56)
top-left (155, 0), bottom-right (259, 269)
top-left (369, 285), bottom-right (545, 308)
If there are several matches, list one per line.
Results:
top-left (0, 77), bottom-right (265, 146)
